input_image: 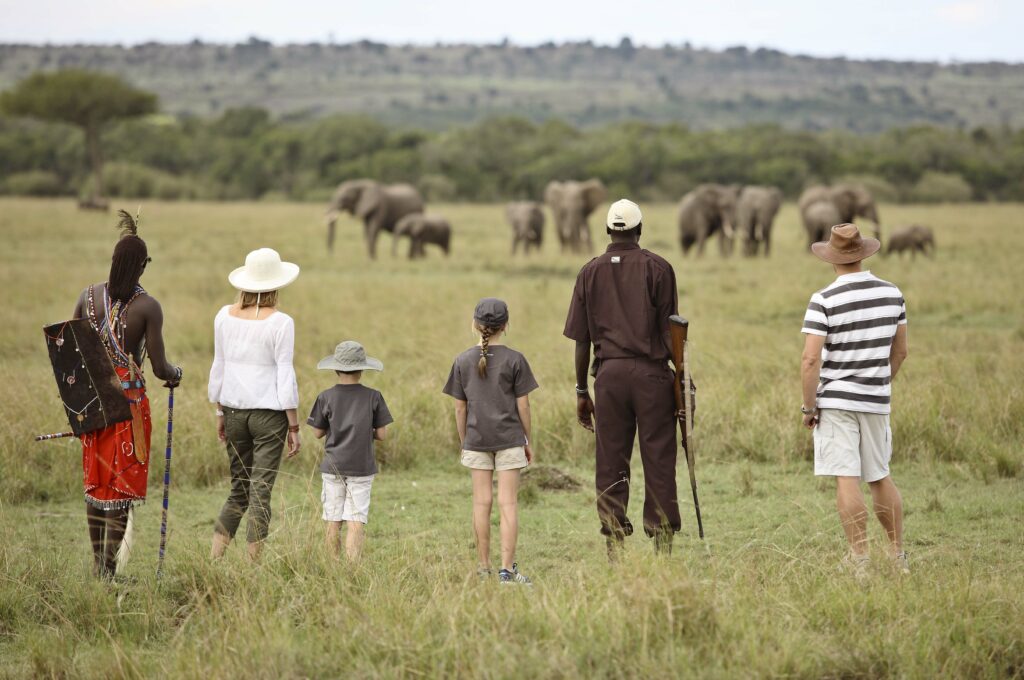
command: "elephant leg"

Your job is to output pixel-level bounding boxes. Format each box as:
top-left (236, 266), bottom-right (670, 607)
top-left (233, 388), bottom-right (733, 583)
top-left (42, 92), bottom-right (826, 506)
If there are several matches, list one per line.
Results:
top-left (580, 223), bottom-right (593, 253)
top-left (366, 221), bottom-right (380, 259)
top-left (763, 229), bottom-right (771, 257)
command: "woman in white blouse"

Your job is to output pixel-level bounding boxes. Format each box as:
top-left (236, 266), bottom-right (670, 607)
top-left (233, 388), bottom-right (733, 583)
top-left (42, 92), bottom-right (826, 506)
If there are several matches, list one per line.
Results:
top-left (208, 248), bottom-right (301, 561)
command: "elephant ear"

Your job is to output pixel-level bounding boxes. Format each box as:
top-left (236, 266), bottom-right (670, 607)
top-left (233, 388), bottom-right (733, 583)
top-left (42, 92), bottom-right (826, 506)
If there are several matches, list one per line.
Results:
top-left (581, 179), bottom-right (608, 214)
top-left (544, 182), bottom-right (564, 207)
top-left (355, 182), bottom-right (383, 219)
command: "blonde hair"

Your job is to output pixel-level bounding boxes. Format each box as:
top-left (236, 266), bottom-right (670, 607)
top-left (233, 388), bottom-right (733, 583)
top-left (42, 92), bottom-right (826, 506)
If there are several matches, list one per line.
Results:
top-left (473, 320), bottom-right (505, 378)
top-left (239, 289), bottom-right (279, 309)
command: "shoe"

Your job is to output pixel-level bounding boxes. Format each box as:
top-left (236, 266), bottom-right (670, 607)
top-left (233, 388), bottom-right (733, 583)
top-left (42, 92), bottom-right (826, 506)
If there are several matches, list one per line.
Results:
top-left (892, 551), bottom-right (910, 575)
top-left (498, 562), bottom-right (532, 585)
top-left (839, 552), bottom-right (870, 582)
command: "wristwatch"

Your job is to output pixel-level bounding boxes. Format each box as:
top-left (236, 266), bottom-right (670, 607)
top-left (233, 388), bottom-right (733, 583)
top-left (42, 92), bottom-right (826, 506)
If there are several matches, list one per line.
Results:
top-left (215, 409), bottom-right (225, 417)
top-left (800, 405), bottom-right (817, 415)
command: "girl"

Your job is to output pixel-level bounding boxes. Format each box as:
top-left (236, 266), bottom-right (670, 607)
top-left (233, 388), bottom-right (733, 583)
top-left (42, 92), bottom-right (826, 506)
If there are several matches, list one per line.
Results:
top-left (442, 298), bottom-right (538, 584)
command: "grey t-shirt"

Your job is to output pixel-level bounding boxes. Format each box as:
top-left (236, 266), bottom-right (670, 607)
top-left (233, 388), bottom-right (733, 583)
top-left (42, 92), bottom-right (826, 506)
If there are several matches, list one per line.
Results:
top-left (307, 384), bottom-right (394, 476)
top-left (442, 345), bottom-right (539, 452)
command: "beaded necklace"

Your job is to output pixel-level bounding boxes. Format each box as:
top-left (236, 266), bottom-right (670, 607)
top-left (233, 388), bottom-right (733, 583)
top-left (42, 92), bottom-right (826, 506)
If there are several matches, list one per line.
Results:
top-left (87, 283), bottom-right (147, 370)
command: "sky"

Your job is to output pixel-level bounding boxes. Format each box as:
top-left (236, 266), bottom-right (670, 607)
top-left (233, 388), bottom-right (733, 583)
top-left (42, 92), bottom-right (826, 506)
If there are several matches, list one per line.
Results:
top-left (0, 0), bottom-right (1020, 63)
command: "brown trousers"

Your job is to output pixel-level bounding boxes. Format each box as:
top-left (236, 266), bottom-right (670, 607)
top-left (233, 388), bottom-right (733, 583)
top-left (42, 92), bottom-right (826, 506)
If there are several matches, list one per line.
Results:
top-left (594, 357), bottom-right (681, 537)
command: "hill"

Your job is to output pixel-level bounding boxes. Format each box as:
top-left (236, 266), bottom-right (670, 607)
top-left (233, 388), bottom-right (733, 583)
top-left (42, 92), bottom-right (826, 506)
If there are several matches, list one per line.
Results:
top-left (2, 39), bottom-right (1023, 131)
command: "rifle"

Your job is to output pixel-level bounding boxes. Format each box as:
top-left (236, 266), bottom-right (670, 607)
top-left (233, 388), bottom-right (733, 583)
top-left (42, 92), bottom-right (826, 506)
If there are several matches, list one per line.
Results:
top-left (669, 315), bottom-right (704, 539)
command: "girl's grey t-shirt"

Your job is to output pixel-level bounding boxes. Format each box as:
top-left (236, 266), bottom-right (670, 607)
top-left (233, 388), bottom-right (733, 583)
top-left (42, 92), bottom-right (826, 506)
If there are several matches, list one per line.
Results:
top-left (307, 384), bottom-right (393, 476)
top-left (442, 345), bottom-right (539, 452)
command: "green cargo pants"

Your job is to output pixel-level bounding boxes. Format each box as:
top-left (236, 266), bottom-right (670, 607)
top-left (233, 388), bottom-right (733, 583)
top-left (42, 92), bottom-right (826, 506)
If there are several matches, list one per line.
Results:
top-left (214, 407), bottom-right (288, 543)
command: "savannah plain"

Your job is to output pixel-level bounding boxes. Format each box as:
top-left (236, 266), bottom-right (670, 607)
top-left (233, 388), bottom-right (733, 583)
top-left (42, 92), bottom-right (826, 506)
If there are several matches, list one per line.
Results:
top-left (0, 197), bottom-right (1022, 678)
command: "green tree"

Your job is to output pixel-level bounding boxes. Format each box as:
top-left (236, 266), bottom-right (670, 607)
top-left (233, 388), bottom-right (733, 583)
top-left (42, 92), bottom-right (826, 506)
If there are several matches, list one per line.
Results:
top-left (0, 69), bottom-right (157, 200)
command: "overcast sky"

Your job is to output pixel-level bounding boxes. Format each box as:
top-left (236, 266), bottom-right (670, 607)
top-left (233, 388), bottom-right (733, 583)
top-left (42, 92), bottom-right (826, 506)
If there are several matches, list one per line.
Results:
top-left (0, 0), bottom-right (1019, 63)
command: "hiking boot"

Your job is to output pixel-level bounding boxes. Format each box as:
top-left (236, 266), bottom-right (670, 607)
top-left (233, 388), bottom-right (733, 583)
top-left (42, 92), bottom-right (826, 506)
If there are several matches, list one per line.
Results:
top-left (498, 562), bottom-right (532, 585)
top-left (892, 551), bottom-right (910, 575)
top-left (839, 552), bottom-right (871, 582)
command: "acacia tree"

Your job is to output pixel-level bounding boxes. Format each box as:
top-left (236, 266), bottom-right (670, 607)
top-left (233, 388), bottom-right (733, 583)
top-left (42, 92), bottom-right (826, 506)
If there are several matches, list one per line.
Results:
top-left (0, 69), bottom-right (157, 200)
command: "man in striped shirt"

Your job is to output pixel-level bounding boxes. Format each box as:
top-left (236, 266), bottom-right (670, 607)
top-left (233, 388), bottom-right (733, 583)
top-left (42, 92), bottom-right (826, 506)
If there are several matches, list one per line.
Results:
top-left (801, 223), bottom-right (910, 577)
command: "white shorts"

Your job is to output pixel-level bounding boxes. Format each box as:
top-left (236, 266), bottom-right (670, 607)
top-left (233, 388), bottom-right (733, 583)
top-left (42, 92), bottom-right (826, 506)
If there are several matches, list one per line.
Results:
top-left (321, 473), bottom-right (375, 524)
top-left (813, 409), bottom-right (892, 482)
top-left (460, 446), bottom-right (528, 471)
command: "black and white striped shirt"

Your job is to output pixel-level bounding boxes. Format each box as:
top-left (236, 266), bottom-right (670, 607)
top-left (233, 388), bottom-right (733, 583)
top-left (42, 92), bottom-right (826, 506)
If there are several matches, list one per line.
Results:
top-left (801, 271), bottom-right (907, 415)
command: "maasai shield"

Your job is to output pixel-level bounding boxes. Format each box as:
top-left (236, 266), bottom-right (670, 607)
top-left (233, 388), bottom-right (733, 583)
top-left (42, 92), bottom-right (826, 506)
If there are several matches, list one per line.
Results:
top-left (43, 319), bottom-right (131, 436)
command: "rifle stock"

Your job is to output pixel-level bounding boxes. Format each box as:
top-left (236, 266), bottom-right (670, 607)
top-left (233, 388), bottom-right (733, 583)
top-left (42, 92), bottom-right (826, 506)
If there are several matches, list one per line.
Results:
top-left (669, 315), bottom-right (704, 539)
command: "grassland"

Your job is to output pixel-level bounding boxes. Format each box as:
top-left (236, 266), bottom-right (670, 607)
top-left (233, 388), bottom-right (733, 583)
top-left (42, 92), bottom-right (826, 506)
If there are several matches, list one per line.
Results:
top-left (0, 198), bottom-right (1022, 677)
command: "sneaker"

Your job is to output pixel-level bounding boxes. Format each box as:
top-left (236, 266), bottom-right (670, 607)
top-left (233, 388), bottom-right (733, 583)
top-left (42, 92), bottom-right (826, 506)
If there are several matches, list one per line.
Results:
top-left (498, 562), bottom-right (532, 585)
top-left (892, 551), bottom-right (910, 575)
top-left (839, 552), bottom-right (870, 582)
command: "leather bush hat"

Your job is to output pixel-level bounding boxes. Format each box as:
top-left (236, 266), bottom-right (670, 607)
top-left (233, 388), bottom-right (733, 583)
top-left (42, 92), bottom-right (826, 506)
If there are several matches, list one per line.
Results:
top-left (317, 341), bottom-right (383, 372)
top-left (474, 297), bottom-right (509, 327)
top-left (811, 223), bottom-right (881, 264)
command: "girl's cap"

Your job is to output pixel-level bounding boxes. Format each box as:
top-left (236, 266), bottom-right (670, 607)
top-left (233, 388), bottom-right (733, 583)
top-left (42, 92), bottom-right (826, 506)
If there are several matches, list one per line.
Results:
top-left (474, 298), bottom-right (509, 326)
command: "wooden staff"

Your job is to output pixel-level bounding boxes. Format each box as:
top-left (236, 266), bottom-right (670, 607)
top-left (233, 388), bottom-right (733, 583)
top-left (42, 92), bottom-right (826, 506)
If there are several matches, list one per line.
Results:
top-left (35, 431), bottom-right (75, 441)
top-left (156, 387), bottom-right (174, 579)
top-left (669, 315), bottom-right (704, 539)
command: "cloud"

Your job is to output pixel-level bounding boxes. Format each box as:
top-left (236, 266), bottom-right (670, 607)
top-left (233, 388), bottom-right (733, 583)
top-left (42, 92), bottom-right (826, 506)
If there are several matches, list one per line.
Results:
top-left (937, 1), bottom-right (992, 23)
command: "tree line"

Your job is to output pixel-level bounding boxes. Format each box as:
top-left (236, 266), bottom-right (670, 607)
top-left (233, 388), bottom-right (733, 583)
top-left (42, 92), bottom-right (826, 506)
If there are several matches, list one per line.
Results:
top-left (2, 73), bottom-right (1022, 204)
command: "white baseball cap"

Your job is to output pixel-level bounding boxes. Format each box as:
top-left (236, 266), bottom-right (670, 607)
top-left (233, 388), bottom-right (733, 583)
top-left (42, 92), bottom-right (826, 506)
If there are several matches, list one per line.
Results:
top-left (606, 199), bottom-right (642, 230)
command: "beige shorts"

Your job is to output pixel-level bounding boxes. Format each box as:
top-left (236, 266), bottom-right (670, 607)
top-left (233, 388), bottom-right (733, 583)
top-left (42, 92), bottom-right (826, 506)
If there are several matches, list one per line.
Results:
top-left (321, 473), bottom-right (374, 524)
top-left (460, 446), bottom-right (528, 471)
top-left (813, 409), bottom-right (892, 482)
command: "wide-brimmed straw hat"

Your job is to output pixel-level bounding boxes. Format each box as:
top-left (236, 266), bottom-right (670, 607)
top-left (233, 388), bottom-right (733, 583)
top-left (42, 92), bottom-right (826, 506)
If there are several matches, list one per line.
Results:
top-left (317, 341), bottom-right (384, 372)
top-left (811, 223), bottom-right (880, 264)
top-left (228, 248), bottom-right (300, 293)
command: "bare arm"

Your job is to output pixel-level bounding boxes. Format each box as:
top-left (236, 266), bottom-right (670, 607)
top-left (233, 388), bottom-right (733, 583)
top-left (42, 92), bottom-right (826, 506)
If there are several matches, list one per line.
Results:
top-left (801, 333), bottom-right (825, 428)
top-left (374, 426), bottom-right (387, 441)
top-left (454, 399), bottom-right (468, 446)
top-left (890, 325), bottom-right (908, 378)
top-left (517, 394), bottom-right (533, 463)
top-left (574, 340), bottom-right (595, 431)
top-left (142, 298), bottom-right (179, 382)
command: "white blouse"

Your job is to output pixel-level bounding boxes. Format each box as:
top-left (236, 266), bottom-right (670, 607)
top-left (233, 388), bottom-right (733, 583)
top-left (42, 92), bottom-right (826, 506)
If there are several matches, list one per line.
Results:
top-left (207, 306), bottom-right (299, 411)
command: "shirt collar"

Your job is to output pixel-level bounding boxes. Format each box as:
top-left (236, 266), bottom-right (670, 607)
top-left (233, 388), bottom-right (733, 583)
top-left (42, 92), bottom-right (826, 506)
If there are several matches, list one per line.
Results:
top-left (606, 242), bottom-right (641, 252)
top-left (835, 270), bottom-right (873, 282)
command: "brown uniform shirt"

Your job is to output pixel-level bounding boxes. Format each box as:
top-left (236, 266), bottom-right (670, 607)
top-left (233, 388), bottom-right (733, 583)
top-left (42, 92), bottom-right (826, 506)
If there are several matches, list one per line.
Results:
top-left (563, 242), bottom-right (678, 360)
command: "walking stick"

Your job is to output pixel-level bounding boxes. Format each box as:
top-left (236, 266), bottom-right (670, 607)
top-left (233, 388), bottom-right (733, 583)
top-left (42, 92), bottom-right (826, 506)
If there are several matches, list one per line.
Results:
top-left (34, 431), bottom-right (76, 441)
top-left (156, 387), bottom-right (174, 579)
top-left (669, 316), bottom-right (704, 539)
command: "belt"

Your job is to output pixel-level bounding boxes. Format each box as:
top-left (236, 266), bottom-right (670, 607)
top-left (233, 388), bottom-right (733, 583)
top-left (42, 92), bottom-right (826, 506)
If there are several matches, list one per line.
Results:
top-left (121, 380), bottom-right (145, 390)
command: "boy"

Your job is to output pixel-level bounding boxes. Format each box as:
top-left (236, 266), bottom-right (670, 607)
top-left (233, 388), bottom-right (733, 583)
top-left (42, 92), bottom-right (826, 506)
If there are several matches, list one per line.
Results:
top-left (308, 340), bottom-right (393, 561)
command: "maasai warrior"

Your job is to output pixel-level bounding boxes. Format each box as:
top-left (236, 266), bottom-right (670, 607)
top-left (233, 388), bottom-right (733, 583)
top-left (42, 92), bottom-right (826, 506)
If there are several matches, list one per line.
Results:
top-left (564, 199), bottom-right (682, 558)
top-left (71, 210), bottom-right (182, 578)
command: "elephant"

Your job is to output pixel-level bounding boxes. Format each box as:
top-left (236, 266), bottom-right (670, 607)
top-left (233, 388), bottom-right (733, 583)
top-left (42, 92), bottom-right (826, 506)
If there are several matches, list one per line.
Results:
top-left (325, 179), bottom-right (424, 258)
top-left (392, 213), bottom-right (452, 259)
top-left (798, 183), bottom-right (880, 246)
top-left (506, 201), bottom-right (545, 255)
top-left (886, 225), bottom-right (935, 259)
top-left (544, 179), bottom-right (607, 254)
top-left (800, 200), bottom-right (842, 246)
top-left (736, 185), bottom-right (782, 256)
top-left (677, 184), bottom-right (740, 256)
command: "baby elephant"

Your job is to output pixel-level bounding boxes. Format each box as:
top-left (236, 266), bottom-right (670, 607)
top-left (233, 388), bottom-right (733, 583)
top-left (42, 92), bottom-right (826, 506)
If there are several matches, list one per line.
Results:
top-left (506, 201), bottom-right (545, 255)
top-left (886, 225), bottom-right (935, 259)
top-left (393, 213), bottom-right (452, 260)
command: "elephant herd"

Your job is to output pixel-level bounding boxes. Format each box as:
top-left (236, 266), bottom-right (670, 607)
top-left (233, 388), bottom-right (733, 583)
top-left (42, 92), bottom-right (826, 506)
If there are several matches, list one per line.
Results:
top-left (325, 178), bottom-right (935, 261)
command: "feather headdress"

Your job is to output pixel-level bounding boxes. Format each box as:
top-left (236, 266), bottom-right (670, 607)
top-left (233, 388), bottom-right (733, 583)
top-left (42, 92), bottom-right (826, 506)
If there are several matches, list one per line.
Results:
top-left (115, 207), bottom-right (142, 238)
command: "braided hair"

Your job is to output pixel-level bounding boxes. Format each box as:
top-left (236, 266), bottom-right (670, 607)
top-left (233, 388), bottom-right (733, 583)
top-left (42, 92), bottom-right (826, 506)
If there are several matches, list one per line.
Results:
top-left (108, 209), bottom-right (149, 302)
top-left (475, 322), bottom-right (503, 378)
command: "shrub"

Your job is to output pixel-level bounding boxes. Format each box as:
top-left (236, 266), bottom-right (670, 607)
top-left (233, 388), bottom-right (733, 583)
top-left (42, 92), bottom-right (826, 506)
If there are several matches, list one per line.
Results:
top-left (0, 170), bottom-right (68, 196)
top-left (100, 161), bottom-right (195, 199)
top-left (906, 171), bottom-right (973, 203)
top-left (836, 174), bottom-right (899, 202)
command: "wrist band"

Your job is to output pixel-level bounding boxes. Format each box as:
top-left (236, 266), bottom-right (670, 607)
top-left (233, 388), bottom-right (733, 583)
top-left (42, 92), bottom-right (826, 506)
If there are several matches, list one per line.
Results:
top-left (215, 409), bottom-right (224, 417)
top-left (575, 385), bottom-right (589, 395)
top-left (288, 424), bottom-right (300, 433)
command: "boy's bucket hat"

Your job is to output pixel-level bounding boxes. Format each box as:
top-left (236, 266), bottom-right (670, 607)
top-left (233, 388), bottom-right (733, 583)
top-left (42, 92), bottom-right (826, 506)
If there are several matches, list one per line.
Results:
top-left (228, 248), bottom-right (300, 293)
top-left (474, 298), bottom-right (509, 327)
top-left (811, 223), bottom-right (880, 264)
top-left (317, 341), bottom-right (384, 372)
